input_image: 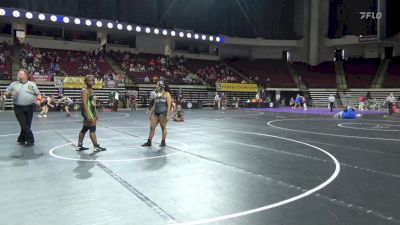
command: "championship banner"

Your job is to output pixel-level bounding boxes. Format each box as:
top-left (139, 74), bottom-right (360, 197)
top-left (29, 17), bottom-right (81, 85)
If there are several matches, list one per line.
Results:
top-left (31, 74), bottom-right (52, 81)
top-left (216, 82), bottom-right (258, 92)
top-left (54, 76), bottom-right (103, 89)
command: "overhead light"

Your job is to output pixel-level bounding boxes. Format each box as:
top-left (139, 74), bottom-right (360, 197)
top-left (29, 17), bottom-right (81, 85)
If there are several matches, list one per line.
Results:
top-left (74, 18), bottom-right (81, 24)
top-left (186, 33), bottom-right (192, 38)
top-left (127, 25), bottom-right (132, 31)
top-left (25, 12), bottom-right (33, 19)
top-left (107, 22), bottom-right (113, 29)
top-left (63, 17), bottom-right (70, 23)
top-left (0, 9), bottom-right (5, 16)
top-left (145, 27), bottom-right (151, 33)
top-left (209, 36), bottom-right (214, 41)
top-left (171, 31), bottom-right (176, 36)
top-left (216, 37), bottom-right (221, 42)
top-left (179, 32), bottom-right (184, 37)
top-left (154, 28), bottom-right (159, 34)
top-left (12, 10), bottom-right (20, 18)
top-left (201, 35), bottom-right (206, 40)
top-left (50, 15), bottom-right (57, 22)
top-left (117, 24), bottom-right (123, 30)
top-left (38, 14), bottom-right (46, 21)
top-left (96, 21), bottom-right (102, 27)
top-left (85, 20), bottom-right (92, 26)
top-left (162, 30), bottom-right (168, 35)
top-left (135, 26), bottom-right (141, 32)
top-left (194, 34), bottom-right (199, 39)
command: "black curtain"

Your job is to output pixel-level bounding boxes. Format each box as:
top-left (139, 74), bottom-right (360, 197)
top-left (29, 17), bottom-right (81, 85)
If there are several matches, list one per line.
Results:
top-left (386, 0), bottom-right (400, 38)
top-left (328, 0), bottom-right (377, 38)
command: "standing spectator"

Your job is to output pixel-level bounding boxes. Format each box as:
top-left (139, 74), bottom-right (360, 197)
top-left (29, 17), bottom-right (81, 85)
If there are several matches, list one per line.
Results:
top-left (260, 88), bottom-right (267, 102)
top-left (0, 91), bottom-right (6, 112)
top-left (0, 53), bottom-right (6, 64)
top-left (4, 69), bottom-right (41, 145)
top-left (148, 89), bottom-right (158, 112)
top-left (302, 95), bottom-right (308, 111)
top-left (328, 95), bottom-right (335, 112)
top-left (221, 93), bottom-right (227, 110)
top-left (141, 94), bottom-right (147, 108)
top-left (358, 95), bottom-right (366, 111)
top-left (214, 92), bottom-right (220, 110)
top-left (108, 91), bottom-right (114, 109)
top-left (384, 93), bottom-right (396, 116)
top-left (114, 90), bottom-right (119, 111)
top-left (366, 91), bottom-right (372, 100)
top-left (130, 94), bottom-right (137, 111)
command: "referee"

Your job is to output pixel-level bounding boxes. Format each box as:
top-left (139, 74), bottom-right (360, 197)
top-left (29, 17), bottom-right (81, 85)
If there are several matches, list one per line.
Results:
top-left (328, 95), bottom-right (335, 112)
top-left (385, 93), bottom-right (396, 116)
top-left (4, 69), bottom-right (41, 146)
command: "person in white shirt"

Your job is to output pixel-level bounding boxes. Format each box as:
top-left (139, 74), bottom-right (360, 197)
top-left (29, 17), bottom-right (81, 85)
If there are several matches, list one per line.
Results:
top-left (384, 93), bottom-right (396, 115)
top-left (214, 92), bottom-right (221, 110)
top-left (144, 75), bottom-right (150, 83)
top-left (0, 91), bottom-right (6, 112)
top-left (4, 69), bottom-right (41, 145)
top-left (114, 90), bottom-right (119, 111)
top-left (328, 95), bottom-right (335, 112)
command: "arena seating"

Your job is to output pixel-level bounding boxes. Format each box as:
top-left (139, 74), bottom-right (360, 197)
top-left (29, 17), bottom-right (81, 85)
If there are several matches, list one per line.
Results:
top-left (229, 59), bottom-right (296, 88)
top-left (292, 62), bottom-right (336, 88)
top-left (20, 44), bottom-right (114, 78)
top-left (0, 42), bottom-right (12, 80)
top-left (343, 58), bottom-right (380, 88)
top-left (383, 56), bottom-right (400, 88)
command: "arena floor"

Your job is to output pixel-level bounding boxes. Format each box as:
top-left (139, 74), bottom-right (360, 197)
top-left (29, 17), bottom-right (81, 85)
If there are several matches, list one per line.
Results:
top-left (0, 108), bottom-right (399, 225)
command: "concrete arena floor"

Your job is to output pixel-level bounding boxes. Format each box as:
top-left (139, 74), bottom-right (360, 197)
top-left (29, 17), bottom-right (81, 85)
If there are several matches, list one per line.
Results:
top-left (0, 108), bottom-right (399, 225)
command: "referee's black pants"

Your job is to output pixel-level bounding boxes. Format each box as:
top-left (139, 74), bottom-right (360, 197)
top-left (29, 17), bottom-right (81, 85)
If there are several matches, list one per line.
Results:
top-left (329, 102), bottom-right (334, 112)
top-left (388, 102), bottom-right (394, 115)
top-left (14, 104), bottom-right (35, 144)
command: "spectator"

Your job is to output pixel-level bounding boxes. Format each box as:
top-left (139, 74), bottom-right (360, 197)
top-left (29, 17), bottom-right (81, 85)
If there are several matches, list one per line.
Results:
top-left (0, 91), bottom-right (6, 111)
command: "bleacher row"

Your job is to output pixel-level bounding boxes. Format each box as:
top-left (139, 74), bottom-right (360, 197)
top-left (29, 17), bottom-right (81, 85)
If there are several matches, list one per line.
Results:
top-left (19, 44), bottom-right (115, 78)
top-left (309, 90), bottom-right (400, 108)
top-left (2, 44), bottom-right (400, 89)
top-left (2, 82), bottom-right (398, 112)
